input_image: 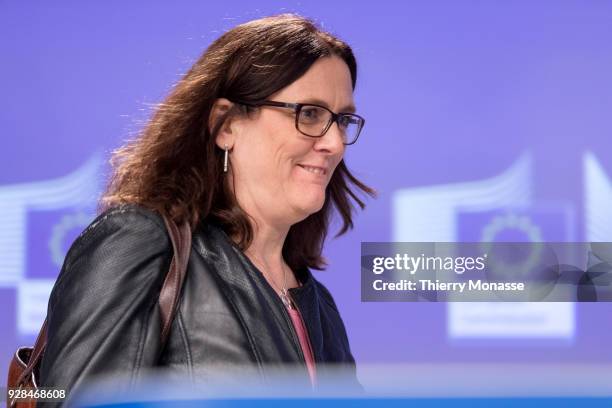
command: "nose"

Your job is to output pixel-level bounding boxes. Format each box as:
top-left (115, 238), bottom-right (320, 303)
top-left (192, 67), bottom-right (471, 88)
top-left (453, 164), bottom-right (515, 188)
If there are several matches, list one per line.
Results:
top-left (313, 121), bottom-right (345, 155)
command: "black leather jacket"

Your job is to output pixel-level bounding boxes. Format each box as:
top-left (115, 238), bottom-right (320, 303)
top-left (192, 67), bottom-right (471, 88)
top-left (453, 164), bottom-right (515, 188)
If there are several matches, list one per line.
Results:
top-left (39, 205), bottom-right (359, 401)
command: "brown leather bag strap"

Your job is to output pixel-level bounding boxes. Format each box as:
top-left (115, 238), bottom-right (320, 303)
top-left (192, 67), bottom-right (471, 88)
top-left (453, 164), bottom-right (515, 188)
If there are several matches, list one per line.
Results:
top-left (15, 214), bottom-right (191, 386)
top-left (159, 216), bottom-right (192, 345)
top-left (16, 318), bottom-right (48, 386)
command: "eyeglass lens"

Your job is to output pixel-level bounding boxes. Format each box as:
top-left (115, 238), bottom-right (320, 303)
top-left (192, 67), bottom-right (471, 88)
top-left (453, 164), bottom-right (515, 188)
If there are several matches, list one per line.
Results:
top-left (297, 105), bottom-right (362, 144)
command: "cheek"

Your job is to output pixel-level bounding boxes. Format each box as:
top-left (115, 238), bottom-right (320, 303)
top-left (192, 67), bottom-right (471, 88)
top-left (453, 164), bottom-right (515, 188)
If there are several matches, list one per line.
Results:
top-left (236, 128), bottom-right (281, 173)
top-left (327, 157), bottom-right (344, 183)
top-left (238, 145), bottom-right (298, 197)
top-left (332, 156), bottom-right (344, 172)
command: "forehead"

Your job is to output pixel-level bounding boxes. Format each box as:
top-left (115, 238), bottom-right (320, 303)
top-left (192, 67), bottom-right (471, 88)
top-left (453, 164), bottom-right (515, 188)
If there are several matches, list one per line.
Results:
top-left (272, 56), bottom-right (355, 111)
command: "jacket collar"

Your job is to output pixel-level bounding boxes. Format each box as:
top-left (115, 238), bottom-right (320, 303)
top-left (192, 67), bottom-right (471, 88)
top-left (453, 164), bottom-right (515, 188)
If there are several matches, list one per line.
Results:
top-left (190, 222), bottom-right (320, 369)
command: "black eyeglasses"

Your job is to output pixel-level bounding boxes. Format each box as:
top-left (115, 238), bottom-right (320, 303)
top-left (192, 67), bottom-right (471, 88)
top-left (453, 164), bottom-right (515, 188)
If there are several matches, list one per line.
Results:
top-left (233, 100), bottom-right (365, 145)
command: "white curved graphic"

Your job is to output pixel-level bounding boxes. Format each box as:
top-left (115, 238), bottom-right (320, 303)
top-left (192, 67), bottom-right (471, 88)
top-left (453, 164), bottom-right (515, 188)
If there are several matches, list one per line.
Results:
top-left (393, 153), bottom-right (532, 242)
top-left (392, 153), bottom-right (574, 340)
top-left (0, 154), bottom-right (103, 334)
top-left (584, 152), bottom-right (612, 241)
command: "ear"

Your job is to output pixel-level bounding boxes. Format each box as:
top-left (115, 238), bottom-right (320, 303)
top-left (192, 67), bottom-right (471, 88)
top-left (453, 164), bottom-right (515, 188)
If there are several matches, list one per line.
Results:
top-left (209, 98), bottom-right (236, 149)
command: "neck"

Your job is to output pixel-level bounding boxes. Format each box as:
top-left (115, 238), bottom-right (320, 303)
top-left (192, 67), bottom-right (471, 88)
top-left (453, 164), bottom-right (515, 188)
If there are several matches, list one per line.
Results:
top-left (228, 177), bottom-right (301, 289)
top-left (245, 221), bottom-right (288, 266)
top-left (243, 219), bottom-right (300, 290)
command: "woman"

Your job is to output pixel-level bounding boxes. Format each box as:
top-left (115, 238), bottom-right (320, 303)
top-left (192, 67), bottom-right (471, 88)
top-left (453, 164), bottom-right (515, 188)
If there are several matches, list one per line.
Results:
top-left (39, 13), bottom-right (373, 399)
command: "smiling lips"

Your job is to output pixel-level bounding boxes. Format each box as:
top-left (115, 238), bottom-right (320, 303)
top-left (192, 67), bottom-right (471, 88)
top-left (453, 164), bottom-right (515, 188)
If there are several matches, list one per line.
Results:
top-left (297, 164), bottom-right (328, 176)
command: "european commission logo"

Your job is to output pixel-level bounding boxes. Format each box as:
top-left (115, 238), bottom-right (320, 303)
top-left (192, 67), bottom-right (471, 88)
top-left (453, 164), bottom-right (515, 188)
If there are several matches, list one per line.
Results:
top-left (0, 155), bottom-right (103, 336)
top-left (392, 152), bottom-right (612, 341)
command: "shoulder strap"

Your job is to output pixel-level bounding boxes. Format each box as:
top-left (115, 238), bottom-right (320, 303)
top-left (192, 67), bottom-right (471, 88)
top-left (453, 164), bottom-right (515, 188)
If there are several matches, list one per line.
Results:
top-left (159, 215), bottom-right (192, 345)
top-left (17, 214), bottom-right (192, 386)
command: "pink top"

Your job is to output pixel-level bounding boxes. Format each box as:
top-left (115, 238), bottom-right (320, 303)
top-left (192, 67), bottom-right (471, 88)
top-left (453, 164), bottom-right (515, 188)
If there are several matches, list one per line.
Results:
top-left (287, 305), bottom-right (317, 387)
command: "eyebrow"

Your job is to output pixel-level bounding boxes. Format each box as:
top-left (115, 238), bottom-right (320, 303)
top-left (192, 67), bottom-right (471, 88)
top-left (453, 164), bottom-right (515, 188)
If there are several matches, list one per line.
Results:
top-left (298, 97), bottom-right (357, 114)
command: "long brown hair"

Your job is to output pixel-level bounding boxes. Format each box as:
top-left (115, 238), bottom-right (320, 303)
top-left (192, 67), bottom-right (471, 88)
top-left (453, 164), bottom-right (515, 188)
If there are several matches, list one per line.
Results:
top-left (101, 14), bottom-right (375, 271)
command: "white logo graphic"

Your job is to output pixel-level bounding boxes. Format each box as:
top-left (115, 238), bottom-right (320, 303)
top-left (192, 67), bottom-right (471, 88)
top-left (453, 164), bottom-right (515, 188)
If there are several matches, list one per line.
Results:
top-left (392, 153), bottom-right (576, 340)
top-left (584, 151), bottom-right (612, 242)
top-left (0, 155), bottom-right (103, 335)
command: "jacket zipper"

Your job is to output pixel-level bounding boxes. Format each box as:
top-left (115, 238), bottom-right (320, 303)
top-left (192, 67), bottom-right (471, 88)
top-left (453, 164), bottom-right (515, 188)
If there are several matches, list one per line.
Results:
top-left (285, 291), bottom-right (317, 388)
top-left (287, 292), bottom-right (317, 386)
top-left (236, 248), bottom-right (310, 374)
top-left (279, 292), bottom-right (306, 365)
top-left (288, 292), bottom-right (316, 362)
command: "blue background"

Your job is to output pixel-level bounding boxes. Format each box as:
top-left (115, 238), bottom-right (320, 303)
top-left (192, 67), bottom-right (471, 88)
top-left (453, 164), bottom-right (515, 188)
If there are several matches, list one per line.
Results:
top-left (2, 0), bottom-right (611, 398)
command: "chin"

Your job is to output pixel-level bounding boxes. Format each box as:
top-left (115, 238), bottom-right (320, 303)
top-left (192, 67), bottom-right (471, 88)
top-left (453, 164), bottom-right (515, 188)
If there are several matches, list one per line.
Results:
top-left (292, 194), bottom-right (326, 221)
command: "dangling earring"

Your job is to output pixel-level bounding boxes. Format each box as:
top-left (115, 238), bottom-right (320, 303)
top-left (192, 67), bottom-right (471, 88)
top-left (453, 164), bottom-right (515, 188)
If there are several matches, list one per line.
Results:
top-left (223, 144), bottom-right (229, 173)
